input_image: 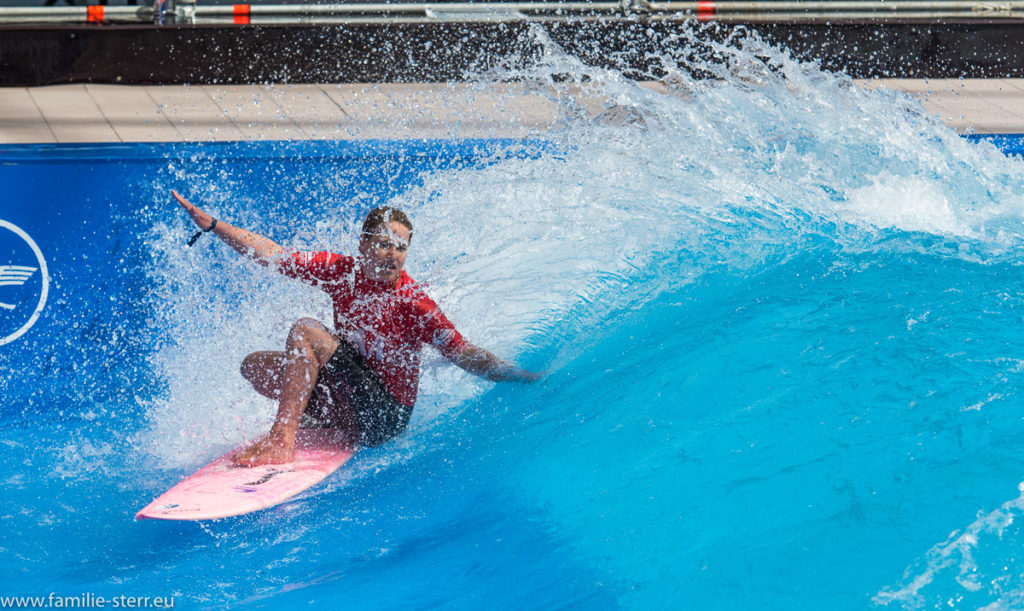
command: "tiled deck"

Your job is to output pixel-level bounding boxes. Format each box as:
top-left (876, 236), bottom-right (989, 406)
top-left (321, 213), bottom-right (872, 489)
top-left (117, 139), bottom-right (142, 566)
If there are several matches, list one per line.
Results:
top-left (0, 83), bottom-right (560, 143)
top-left (1, 79), bottom-right (1023, 144)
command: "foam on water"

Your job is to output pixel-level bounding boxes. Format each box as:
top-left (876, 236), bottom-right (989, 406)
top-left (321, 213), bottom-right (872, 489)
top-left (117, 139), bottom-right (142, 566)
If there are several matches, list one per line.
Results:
top-left (875, 483), bottom-right (1024, 608)
top-left (52, 28), bottom-right (1024, 464)
top-left (8, 23), bottom-right (1024, 609)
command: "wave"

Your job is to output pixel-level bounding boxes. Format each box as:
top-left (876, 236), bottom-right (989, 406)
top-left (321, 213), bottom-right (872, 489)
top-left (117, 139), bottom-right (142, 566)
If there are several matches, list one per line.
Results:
top-left (83, 24), bottom-right (1024, 608)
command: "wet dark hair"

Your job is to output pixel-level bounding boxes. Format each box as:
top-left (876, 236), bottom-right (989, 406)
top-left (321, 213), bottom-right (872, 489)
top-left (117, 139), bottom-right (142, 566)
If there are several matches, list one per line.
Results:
top-left (361, 207), bottom-right (413, 242)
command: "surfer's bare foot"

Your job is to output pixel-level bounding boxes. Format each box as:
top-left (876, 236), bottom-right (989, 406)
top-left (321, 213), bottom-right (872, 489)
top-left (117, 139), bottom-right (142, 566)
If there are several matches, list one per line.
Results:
top-left (232, 434), bottom-right (295, 467)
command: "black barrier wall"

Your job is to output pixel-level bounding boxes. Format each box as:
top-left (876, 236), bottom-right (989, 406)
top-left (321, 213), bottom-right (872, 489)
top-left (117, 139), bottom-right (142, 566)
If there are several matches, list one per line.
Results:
top-left (2, 20), bottom-right (1024, 86)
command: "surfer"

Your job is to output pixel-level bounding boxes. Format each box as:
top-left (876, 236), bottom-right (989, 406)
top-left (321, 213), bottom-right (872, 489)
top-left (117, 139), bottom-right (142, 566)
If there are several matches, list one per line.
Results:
top-left (171, 190), bottom-right (541, 467)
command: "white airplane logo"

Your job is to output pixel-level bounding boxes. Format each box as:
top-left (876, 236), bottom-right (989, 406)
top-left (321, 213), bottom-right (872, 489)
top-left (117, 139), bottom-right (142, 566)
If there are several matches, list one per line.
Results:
top-left (0, 265), bottom-right (36, 310)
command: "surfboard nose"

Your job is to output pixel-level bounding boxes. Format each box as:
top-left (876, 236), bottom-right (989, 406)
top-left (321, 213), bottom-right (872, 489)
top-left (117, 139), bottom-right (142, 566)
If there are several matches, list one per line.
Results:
top-left (135, 429), bottom-right (355, 521)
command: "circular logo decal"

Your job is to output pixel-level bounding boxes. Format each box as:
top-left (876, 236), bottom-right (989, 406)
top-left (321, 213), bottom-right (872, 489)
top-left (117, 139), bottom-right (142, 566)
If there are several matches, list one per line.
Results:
top-left (0, 220), bottom-right (49, 346)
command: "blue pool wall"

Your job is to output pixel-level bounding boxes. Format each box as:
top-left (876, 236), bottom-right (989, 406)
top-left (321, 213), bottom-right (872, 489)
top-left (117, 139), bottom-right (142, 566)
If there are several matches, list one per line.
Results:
top-left (0, 138), bottom-right (548, 420)
top-left (0, 133), bottom-right (1014, 412)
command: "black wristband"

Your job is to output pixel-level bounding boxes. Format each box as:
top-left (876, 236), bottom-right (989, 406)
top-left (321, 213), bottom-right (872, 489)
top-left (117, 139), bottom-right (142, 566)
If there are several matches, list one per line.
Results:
top-left (187, 218), bottom-right (218, 247)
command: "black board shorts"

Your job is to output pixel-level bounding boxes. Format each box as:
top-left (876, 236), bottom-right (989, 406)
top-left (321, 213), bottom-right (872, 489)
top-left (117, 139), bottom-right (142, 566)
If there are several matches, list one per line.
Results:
top-left (302, 340), bottom-right (412, 447)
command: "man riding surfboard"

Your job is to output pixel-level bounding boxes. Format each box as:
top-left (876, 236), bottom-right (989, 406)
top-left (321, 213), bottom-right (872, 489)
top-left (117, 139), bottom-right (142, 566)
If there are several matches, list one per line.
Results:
top-left (171, 190), bottom-right (541, 467)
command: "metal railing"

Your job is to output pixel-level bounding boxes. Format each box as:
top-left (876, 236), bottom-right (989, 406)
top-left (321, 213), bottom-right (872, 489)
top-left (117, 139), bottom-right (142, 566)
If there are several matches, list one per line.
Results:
top-left (642, 0), bottom-right (1024, 20)
top-left (0, 1), bottom-right (618, 24)
top-left (3, 0), bottom-right (1024, 25)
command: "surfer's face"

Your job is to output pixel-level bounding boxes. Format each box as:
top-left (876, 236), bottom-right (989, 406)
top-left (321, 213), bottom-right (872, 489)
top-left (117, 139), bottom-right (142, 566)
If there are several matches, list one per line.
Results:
top-left (359, 220), bottom-right (410, 287)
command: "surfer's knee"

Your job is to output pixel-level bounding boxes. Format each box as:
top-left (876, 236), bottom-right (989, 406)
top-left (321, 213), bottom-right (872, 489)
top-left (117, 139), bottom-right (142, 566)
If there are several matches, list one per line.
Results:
top-left (285, 318), bottom-right (335, 363)
top-left (239, 351), bottom-right (285, 399)
top-left (286, 318), bottom-right (322, 346)
top-left (240, 352), bottom-right (261, 382)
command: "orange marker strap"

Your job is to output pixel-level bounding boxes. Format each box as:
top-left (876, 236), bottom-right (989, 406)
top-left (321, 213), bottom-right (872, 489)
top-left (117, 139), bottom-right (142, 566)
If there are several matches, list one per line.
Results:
top-left (86, 5), bottom-right (104, 22)
top-left (696, 0), bottom-right (715, 20)
top-left (233, 4), bottom-right (250, 24)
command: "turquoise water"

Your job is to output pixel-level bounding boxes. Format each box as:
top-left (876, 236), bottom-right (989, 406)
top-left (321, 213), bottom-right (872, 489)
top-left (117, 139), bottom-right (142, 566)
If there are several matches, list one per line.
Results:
top-left (6, 29), bottom-right (1024, 609)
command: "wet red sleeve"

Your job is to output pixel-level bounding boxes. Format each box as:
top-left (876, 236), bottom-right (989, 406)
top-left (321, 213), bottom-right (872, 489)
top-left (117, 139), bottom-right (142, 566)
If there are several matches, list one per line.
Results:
top-left (277, 252), bottom-right (352, 285)
top-left (413, 293), bottom-right (468, 359)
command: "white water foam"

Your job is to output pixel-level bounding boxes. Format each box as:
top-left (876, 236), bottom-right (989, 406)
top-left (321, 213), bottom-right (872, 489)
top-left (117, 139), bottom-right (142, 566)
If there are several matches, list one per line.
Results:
top-left (875, 482), bottom-right (1024, 609)
top-left (135, 26), bottom-right (1024, 482)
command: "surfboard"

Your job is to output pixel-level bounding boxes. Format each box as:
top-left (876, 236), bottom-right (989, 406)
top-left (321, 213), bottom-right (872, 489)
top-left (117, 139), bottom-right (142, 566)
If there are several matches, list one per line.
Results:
top-left (136, 429), bottom-right (355, 521)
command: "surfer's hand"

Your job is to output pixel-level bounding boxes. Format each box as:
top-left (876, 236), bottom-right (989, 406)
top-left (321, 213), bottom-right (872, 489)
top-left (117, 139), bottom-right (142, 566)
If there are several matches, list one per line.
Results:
top-left (171, 190), bottom-right (215, 231)
top-left (521, 370), bottom-right (546, 383)
top-left (232, 434), bottom-right (295, 467)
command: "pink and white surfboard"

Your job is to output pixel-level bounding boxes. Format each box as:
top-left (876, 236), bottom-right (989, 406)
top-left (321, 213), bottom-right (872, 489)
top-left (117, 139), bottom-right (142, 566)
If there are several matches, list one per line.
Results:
top-left (136, 429), bottom-right (355, 521)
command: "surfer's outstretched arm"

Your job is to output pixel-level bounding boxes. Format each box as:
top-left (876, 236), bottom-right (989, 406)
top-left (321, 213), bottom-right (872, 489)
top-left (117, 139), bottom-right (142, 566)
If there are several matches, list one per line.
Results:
top-left (452, 345), bottom-right (543, 383)
top-left (171, 190), bottom-right (285, 265)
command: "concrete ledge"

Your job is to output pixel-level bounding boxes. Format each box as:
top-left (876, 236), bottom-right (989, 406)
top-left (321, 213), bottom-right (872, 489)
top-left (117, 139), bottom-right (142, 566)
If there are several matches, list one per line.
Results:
top-left (1, 79), bottom-right (1023, 145)
top-left (856, 78), bottom-right (1024, 134)
top-left (0, 83), bottom-right (568, 143)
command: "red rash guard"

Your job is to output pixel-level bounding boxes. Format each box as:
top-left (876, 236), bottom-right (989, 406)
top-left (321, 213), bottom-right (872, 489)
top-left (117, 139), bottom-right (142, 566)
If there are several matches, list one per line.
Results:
top-left (279, 251), bottom-right (468, 407)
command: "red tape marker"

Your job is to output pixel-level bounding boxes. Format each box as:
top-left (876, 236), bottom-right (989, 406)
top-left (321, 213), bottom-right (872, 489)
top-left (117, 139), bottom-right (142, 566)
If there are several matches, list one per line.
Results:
top-left (696, 0), bottom-right (715, 21)
top-left (86, 5), bottom-right (104, 22)
top-left (233, 4), bottom-right (250, 24)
